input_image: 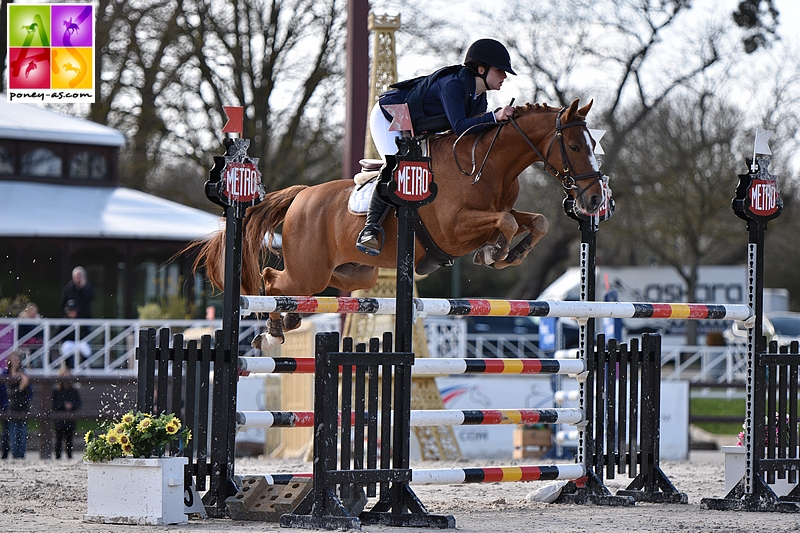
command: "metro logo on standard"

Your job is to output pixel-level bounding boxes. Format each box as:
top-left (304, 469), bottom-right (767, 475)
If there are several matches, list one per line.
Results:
top-left (6, 3), bottom-right (95, 103)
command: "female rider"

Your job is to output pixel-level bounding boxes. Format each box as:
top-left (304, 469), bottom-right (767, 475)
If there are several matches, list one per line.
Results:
top-left (357, 38), bottom-right (517, 256)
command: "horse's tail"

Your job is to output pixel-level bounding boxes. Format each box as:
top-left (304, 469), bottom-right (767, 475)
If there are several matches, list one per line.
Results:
top-left (190, 185), bottom-right (308, 295)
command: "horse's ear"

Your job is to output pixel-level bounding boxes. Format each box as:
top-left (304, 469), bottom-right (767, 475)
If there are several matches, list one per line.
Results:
top-left (565, 99), bottom-right (581, 122)
top-left (578, 99), bottom-right (593, 119)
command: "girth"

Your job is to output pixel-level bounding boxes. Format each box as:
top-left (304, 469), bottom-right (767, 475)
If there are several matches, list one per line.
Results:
top-left (413, 217), bottom-right (456, 275)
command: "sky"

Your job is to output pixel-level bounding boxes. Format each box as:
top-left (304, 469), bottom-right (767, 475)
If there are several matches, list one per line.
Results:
top-left (773, 0), bottom-right (800, 39)
top-left (372, 0), bottom-right (800, 170)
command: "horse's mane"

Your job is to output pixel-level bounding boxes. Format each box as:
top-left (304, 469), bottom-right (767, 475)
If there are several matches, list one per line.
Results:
top-left (428, 102), bottom-right (561, 156)
top-left (513, 102), bottom-right (560, 116)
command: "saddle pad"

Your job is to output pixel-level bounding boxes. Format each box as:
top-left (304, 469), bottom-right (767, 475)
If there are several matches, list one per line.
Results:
top-left (348, 178), bottom-right (376, 215)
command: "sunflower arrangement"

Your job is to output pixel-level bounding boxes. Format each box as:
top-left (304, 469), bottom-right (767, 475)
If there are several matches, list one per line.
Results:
top-left (84, 411), bottom-right (191, 462)
top-left (737, 413), bottom-right (795, 448)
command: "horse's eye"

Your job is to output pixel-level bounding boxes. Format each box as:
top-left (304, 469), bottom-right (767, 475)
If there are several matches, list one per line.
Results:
top-left (569, 144), bottom-right (580, 152)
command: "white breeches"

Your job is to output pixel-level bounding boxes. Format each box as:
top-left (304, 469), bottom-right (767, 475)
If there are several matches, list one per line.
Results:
top-left (370, 102), bottom-right (402, 160)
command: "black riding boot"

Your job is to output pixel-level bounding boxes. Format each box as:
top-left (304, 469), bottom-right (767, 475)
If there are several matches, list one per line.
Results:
top-left (356, 183), bottom-right (390, 256)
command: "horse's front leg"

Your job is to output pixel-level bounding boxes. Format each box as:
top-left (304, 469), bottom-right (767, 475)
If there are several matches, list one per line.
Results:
top-left (451, 210), bottom-right (518, 267)
top-left (473, 232), bottom-right (510, 266)
top-left (491, 210), bottom-right (549, 270)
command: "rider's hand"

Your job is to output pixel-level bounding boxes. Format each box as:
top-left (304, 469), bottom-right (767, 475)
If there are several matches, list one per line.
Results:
top-left (494, 105), bottom-right (514, 122)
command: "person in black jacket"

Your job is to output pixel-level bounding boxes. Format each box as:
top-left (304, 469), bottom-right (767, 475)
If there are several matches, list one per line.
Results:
top-left (357, 38), bottom-right (516, 256)
top-left (59, 267), bottom-right (95, 319)
top-left (4, 352), bottom-right (32, 459)
top-left (58, 267), bottom-right (95, 338)
top-left (52, 364), bottom-right (81, 459)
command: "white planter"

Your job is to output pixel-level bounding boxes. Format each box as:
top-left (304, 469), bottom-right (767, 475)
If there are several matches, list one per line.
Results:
top-left (85, 457), bottom-right (189, 525)
top-left (721, 445), bottom-right (797, 497)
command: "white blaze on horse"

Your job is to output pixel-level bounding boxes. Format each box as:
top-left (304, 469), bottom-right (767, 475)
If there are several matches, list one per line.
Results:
top-left (193, 99), bottom-right (606, 350)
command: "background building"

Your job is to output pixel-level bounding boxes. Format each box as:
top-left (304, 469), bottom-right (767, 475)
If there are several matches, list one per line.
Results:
top-left (0, 96), bottom-right (220, 318)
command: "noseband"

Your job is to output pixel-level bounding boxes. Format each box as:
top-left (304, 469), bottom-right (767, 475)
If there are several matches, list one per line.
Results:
top-left (507, 108), bottom-right (605, 201)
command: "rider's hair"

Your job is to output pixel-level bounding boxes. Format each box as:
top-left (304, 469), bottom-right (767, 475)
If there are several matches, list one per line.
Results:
top-left (465, 60), bottom-right (489, 82)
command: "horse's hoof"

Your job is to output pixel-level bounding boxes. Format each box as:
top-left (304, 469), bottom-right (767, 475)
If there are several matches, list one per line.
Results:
top-left (282, 313), bottom-right (302, 331)
top-left (252, 333), bottom-right (285, 352)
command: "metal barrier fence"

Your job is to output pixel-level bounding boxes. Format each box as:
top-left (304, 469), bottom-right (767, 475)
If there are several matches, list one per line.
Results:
top-left (136, 326), bottom-right (687, 522)
top-left (0, 319), bottom-right (266, 375)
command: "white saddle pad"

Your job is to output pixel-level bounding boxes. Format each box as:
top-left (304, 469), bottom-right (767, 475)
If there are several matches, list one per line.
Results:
top-left (348, 178), bottom-right (377, 215)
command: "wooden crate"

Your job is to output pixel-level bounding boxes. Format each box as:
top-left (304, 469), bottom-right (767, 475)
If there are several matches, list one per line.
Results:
top-left (512, 427), bottom-right (552, 459)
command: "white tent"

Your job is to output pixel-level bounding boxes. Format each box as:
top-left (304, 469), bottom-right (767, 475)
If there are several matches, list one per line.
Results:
top-left (0, 96), bottom-right (223, 241)
top-left (1, 181), bottom-right (222, 240)
top-left (0, 95), bottom-right (126, 146)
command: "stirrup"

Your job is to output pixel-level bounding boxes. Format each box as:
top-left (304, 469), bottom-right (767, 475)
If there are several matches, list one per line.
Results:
top-left (356, 224), bottom-right (384, 256)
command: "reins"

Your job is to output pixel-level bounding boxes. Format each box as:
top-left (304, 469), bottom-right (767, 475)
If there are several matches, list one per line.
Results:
top-left (453, 122), bottom-right (505, 184)
top-left (452, 106), bottom-right (605, 199)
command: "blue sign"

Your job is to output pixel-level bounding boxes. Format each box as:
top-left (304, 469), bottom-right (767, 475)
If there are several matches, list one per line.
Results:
top-left (539, 317), bottom-right (556, 352)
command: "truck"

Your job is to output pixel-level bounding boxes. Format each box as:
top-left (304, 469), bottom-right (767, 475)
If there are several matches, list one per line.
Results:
top-left (537, 265), bottom-right (788, 343)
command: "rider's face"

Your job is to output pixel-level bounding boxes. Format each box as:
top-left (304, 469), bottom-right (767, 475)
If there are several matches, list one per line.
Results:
top-left (485, 67), bottom-right (507, 90)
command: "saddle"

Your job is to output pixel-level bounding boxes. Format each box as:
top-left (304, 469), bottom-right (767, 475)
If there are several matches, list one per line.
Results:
top-left (348, 159), bottom-right (383, 214)
top-left (348, 159), bottom-right (455, 275)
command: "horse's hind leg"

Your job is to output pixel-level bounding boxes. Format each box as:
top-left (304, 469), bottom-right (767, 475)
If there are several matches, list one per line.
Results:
top-left (282, 313), bottom-right (302, 331)
top-left (252, 311), bottom-right (286, 352)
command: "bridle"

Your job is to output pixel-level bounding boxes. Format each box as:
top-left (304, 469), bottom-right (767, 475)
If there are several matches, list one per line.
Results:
top-left (453, 107), bottom-right (606, 201)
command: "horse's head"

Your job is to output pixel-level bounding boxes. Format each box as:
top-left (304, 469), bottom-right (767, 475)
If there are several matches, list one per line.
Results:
top-left (512, 99), bottom-right (605, 215)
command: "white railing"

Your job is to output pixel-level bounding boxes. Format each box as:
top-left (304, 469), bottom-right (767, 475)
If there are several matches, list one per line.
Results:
top-left (0, 318), bottom-right (266, 376)
top-left (424, 317), bottom-right (547, 359)
top-left (659, 344), bottom-right (748, 383)
top-left (1, 316), bottom-right (750, 382)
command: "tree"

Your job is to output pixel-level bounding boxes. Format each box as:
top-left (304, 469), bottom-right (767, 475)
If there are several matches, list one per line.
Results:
top-left (86, 0), bottom-right (347, 208)
top-left (484, 0), bottom-right (733, 300)
top-left (610, 93), bottom-right (748, 343)
top-left (733, 0), bottom-right (780, 53)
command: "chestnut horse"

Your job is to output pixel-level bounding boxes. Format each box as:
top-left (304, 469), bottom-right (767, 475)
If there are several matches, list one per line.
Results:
top-left (195, 99), bottom-right (605, 348)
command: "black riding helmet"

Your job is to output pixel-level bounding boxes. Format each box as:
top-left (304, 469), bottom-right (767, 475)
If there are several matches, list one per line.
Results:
top-left (464, 38), bottom-right (516, 76)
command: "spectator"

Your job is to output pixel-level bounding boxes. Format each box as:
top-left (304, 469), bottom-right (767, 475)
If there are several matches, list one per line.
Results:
top-left (4, 352), bottom-right (32, 459)
top-left (17, 302), bottom-right (43, 361)
top-left (0, 363), bottom-right (7, 459)
top-left (59, 267), bottom-right (95, 319)
top-left (59, 267), bottom-right (95, 338)
top-left (53, 365), bottom-right (81, 460)
top-left (59, 300), bottom-right (90, 369)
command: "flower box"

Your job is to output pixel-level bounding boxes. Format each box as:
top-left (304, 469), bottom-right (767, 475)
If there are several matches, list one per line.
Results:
top-left (85, 456), bottom-right (189, 525)
top-left (721, 445), bottom-right (798, 497)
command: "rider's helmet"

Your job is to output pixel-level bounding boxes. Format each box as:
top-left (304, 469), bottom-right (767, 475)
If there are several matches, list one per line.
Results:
top-left (464, 39), bottom-right (516, 77)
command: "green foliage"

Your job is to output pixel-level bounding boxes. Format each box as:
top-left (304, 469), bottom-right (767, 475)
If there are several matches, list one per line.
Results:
top-left (691, 398), bottom-right (746, 435)
top-left (0, 294), bottom-right (31, 318)
top-left (84, 411), bottom-right (191, 462)
top-left (137, 275), bottom-right (197, 319)
top-left (137, 293), bottom-right (196, 319)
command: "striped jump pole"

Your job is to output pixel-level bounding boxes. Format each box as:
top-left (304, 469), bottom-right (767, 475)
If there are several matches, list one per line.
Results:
top-left (240, 295), bottom-right (754, 322)
top-left (267, 464), bottom-right (586, 486)
top-left (238, 356), bottom-right (586, 376)
top-left (236, 408), bottom-right (583, 429)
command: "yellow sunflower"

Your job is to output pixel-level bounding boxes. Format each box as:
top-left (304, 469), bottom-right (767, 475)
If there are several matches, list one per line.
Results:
top-left (121, 443), bottom-right (133, 454)
top-left (165, 422), bottom-right (179, 435)
top-left (121, 412), bottom-right (135, 424)
top-left (137, 418), bottom-right (153, 432)
top-left (106, 432), bottom-right (120, 445)
top-left (118, 434), bottom-right (131, 445)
